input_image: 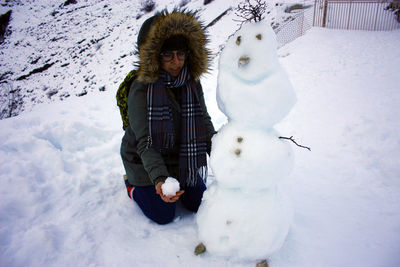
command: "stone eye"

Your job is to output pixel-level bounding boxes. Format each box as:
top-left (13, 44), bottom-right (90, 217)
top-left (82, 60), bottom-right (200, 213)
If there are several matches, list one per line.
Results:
top-left (256, 34), bottom-right (262, 40)
top-left (236, 36), bottom-right (241, 45)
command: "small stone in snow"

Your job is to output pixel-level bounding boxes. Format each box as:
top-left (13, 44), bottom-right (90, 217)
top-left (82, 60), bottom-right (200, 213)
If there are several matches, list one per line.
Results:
top-left (234, 148), bottom-right (241, 156)
top-left (194, 242), bottom-right (206, 255)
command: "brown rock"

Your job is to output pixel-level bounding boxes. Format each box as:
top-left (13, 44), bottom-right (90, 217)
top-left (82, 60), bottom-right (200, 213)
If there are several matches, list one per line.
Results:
top-left (194, 242), bottom-right (206, 255)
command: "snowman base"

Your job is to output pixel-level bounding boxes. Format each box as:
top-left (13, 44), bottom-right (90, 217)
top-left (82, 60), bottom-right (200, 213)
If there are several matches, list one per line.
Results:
top-left (196, 184), bottom-right (293, 261)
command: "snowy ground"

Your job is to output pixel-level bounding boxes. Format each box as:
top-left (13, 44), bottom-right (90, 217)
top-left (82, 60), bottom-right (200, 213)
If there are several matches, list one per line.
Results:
top-left (1, 26), bottom-right (399, 267)
top-left (1, 2), bottom-right (400, 267)
top-left (276, 28), bottom-right (400, 267)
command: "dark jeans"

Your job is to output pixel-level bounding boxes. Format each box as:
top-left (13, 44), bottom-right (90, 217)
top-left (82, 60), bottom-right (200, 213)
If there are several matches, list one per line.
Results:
top-left (131, 178), bottom-right (206, 225)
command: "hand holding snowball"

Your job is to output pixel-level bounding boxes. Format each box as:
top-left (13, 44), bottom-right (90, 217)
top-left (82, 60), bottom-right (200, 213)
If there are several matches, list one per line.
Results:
top-left (155, 177), bottom-right (184, 203)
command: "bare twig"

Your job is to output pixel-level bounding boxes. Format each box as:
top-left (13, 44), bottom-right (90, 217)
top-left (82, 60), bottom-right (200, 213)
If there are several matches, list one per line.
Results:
top-left (279, 136), bottom-right (311, 151)
top-left (234, 0), bottom-right (268, 24)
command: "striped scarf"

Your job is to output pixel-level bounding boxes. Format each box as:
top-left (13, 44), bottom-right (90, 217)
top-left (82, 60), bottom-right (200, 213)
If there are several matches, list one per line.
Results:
top-left (147, 65), bottom-right (207, 186)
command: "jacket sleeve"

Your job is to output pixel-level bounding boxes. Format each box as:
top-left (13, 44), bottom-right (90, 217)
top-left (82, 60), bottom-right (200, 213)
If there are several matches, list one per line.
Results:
top-left (128, 80), bottom-right (169, 184)
top-left (196, 81), bottom-right (216, 154)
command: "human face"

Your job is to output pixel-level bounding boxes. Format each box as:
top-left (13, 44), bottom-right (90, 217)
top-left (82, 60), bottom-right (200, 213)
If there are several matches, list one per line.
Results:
top-left (160, 50), bottom-right (187, 77)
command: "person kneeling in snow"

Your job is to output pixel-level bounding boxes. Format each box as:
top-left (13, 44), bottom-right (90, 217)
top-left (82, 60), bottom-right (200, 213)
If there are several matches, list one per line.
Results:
top-left (120, 10), bottom-right (215, 225)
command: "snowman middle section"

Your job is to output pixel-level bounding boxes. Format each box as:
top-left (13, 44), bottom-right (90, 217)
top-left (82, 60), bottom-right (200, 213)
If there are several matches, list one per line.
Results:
top-left (210, 122), bottom-right (294, 190)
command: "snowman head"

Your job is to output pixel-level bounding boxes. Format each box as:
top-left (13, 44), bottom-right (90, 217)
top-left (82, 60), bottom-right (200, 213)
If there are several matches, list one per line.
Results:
top-left (219, 21), bottom-right (279, 83)
top-left (216, 21), bottom-right (296, 127)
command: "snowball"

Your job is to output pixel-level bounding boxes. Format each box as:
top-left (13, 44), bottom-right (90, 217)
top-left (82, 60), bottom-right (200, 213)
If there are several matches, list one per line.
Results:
top-left (210, 122), bottom-right (294, 190)
top-left (196, 184), bottom-right (293, 260)
top-left (217, 21), bottom-right (296, 127)
top-left (161, 177), bottom-right (180, 196)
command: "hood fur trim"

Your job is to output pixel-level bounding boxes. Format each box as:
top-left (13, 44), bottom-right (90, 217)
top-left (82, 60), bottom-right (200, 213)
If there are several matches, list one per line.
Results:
top-left (137, 10), bottom-right (210, 83)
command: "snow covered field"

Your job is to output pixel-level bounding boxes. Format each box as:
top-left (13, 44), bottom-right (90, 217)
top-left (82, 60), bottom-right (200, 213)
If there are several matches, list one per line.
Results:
top-left (276, 28), bottom-right (400, 267)
top-left (1, 2), bottom-right (400, 267)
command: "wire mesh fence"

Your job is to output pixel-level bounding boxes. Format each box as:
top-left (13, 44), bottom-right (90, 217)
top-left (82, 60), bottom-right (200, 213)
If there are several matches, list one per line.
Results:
top-left (275, 6), bottom-right (315, 48)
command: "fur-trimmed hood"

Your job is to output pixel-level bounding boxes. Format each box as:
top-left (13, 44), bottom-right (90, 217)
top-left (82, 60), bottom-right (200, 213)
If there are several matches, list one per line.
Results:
top-left (136, 10), bottom-right (210, 83)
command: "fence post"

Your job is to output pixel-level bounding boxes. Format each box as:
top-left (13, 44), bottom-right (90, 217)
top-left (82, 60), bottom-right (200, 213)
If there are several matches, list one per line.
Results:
top-left (322, 0), bottom-right (328, 27)
top-left (313, 0), bottom-right (317, 26)
top-left (373, 2), bottom-right (380, 31)
top-left (299, 10), bottom-right (305, 36)
top-left (346, 0), bottom-right (353, 30)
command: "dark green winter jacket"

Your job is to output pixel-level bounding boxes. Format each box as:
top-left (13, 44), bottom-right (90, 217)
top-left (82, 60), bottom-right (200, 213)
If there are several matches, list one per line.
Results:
top-left (121, 79), bottom-right (215, 186)
top-left (120, 10), bottom-right (215, 186)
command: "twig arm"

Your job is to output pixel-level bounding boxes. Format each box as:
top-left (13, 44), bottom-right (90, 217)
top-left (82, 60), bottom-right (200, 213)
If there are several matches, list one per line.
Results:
top-left (279, 136), bottom-right (311, 151)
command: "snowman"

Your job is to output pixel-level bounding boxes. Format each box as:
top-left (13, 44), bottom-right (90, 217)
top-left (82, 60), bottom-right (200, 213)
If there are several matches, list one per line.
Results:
top-left (196, 21), bottom-right (296, 263)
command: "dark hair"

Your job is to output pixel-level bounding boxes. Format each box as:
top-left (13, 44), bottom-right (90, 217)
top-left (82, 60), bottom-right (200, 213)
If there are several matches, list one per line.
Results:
top-left (161, 35), bottom-right (189, 52)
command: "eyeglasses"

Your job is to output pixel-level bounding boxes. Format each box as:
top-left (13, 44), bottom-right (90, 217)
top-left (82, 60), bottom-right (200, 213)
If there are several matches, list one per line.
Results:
top-left (160, 50), bottom-right (188, 62)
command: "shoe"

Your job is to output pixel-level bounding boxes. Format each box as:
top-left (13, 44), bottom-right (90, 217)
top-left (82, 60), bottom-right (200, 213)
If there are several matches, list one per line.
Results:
top-left (124, 175), bottom-right (135, 199)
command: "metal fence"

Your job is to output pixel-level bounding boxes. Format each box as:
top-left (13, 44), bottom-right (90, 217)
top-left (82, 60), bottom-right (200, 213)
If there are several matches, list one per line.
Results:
top-left (274, 0), bottom-right (399, 47)
top-left (313, 0), bottom-right (400, 30)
